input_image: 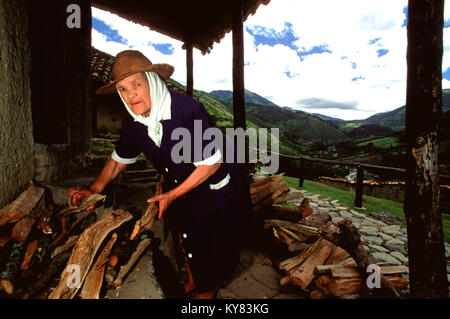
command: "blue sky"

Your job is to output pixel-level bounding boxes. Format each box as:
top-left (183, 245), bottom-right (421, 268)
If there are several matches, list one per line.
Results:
top-left (91, 1), bottom-right (450, 120)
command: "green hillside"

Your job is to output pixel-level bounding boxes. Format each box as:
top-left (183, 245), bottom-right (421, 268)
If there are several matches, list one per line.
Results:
top-left (245, 103), bottom-right (347, 144)
top-left (356, 88), bottom-right (450, 131)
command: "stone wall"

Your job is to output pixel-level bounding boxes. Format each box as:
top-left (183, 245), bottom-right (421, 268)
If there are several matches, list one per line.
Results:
top-left (318, 176), bottom-right (450, 214)
top-left (318, 177), bottom-right (405, 202)
top-left (0, 0), bottom-right (34, 208)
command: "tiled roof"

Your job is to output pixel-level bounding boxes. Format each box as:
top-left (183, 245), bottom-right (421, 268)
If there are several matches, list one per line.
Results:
top-left (90, 46), bottom-right (114, 85)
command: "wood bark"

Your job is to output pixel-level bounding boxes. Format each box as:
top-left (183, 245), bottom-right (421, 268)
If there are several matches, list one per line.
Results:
top-left (79, 233), bottom-right (118, 299)
top-left (0, 184), bottom-right (45, 226)
top-left (405, 0), bottom-right (448, 298)
top-left (289, 238), bottom-right (335, 289)
top-left (48, 209), bottom-right (132, 299)
top-left (130, 175), bottom-right (163, 240)
top-left (113, 237), bottom-right (151, 287)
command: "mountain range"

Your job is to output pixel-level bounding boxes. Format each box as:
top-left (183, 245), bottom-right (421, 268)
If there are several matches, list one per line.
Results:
top-left (166, 78), bottom-right (450, 151)
top-left (209, 88), bottom-right (450, 133)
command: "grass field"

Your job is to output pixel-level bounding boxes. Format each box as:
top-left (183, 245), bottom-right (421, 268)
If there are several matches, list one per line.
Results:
top-left (356, 136), bottom-right (399, 149)
top-left (283, 176), bottom-right (450, 243)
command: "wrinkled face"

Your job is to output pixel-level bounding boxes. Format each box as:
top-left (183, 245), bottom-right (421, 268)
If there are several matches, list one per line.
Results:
top-left (116, 72), bottom-right (151, 116)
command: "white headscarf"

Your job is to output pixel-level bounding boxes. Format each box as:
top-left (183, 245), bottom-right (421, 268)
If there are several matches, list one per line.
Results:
top-left (117, 71), bottom-right (171, 147)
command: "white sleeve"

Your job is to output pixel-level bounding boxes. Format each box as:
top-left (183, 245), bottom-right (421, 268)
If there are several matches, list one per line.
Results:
top-left (111, 149), bottom-right (139, 164)
top-left (193, 148), bottom-right (222, 167)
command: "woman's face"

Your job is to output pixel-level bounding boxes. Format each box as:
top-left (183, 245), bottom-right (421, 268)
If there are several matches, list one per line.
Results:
top-left (116, 72), bottom-right (151, 116)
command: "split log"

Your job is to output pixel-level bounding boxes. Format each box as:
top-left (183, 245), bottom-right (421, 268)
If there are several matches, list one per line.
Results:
top-left (58, 194), bottom-right (106, 216)
top-left (0, 184), bottom-right (45, 226)
top-left (265, 219), bottom-right (320, 238)
top-left (20, 239), bottom-right (38, 270)
top-left (130, 175), bottom-right (163, 240)
top-left (79, 233), bottom-right (118, 299)
top-left (328, 275), bottom-right (409, 297)
top-left (48, 209), bottom-right (133, 299)
top-left (325, 245), bottom-right (350, 265)
top-left (11, 216), bottom-right (36, 243)
top-left (289, 238), bottom-right (335, 289)
top-left (113, 237), bottom-right (151, 287)
top-left (320, 218), bottom-right (401, 298)
top-left (279, 239), bottom-right (322, 274)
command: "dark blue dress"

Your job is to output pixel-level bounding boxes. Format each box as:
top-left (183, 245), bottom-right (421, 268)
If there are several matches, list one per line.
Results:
top-left (114, 90), bottom-right (252, 292)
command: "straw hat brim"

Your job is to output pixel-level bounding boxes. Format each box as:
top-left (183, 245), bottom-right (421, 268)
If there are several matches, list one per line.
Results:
top-left (95, 63), bottom-right (174, 95)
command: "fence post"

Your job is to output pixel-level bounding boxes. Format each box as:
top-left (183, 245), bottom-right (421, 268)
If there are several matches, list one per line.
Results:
top-left (354, 165), bottom-right (363, 208)
top-left (298, 159), bottom-right (304, 188)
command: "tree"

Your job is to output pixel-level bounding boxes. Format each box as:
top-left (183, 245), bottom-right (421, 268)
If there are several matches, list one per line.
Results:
top-left (404, 0), bottom-right (448, 298)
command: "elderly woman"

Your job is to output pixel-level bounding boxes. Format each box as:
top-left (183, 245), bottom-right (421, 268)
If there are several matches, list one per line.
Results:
top-left (68, 50), bottom-right (252, 299)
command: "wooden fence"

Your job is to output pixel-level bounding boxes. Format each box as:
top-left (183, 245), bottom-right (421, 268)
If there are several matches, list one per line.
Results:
top-left (268, 151), bottom-right (450, 209)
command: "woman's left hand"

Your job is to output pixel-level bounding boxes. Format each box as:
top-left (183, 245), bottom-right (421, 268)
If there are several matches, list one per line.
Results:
top-left (147, 191), bottom-right (175, 219)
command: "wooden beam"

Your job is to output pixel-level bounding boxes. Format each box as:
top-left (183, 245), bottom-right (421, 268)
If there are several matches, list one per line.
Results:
top-left (186, 42), bottom-right (193, 96)
top-left (232, 1), bottom-right (246, 130)
top-left (404, 0), bottom-right (448, 298)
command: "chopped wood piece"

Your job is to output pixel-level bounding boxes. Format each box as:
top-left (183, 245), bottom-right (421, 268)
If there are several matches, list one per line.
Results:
top-left (325, 246), bottom-right (350, 265)
top-left (0, 184), bottom-right (45, 226)
top-left (130, 175), bottom-right (163, 240)
top-left (113, 237), bottom-right (151, 287)
top-left (289, 238), bottom-right (335, 289)
top-left (0, 211), bottom-right (26, 226)
top-left (265, 219), bottom-right (320, 238)
top-left (279, 239), bottom-right (322, 273)
top-left (11, 216), bottom-right (36, 243)
top-left (80, 233), bottom-right (118, 299)
top-left (48, 209), bottom-right (133, 299)
top-left (328, 275), bottom-right (409, 297)
top-left (59, 194), bottom-right (106, 216)
top-left (21, 239), bottom-right (39, 270)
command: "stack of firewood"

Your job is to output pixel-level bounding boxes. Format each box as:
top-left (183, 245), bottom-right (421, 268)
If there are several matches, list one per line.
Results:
top-left (250, 173), bottom-right (312, 220)
top-left (250, 174), bottom-right (409, 298)
top-left (263, 217), bottom-right (409, 298)
top-left (0, 178), bottom-right (162, 299)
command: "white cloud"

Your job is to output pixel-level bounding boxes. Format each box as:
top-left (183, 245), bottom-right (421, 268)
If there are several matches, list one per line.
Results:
top-left (91, 1), bottom-right (449, 121)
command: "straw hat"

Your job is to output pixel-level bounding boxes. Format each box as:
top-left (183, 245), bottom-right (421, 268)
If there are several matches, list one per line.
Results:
top-left (95, 50), bottom-right (174, 94)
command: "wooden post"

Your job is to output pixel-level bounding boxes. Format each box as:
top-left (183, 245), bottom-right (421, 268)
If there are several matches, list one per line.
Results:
top-left (298, 159), bottom-right (304, 188)
top-left (354, 165), bottom-right (363, 208)
top-left (404, 0), bottom-right (448, 298)
top-left (186, 42), bottom-right (193, 96)
top-left (232, 1), bottom-right (246, 130)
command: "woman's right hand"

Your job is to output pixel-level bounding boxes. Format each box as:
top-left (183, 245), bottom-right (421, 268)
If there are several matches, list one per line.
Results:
top-left (67, 188), bottom-right (96, 211)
